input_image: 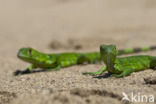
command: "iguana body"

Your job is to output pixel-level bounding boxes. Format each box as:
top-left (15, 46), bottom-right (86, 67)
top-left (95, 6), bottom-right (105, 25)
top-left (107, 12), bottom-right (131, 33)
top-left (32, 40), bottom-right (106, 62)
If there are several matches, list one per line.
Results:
top-left (17, 46), bottom-right (156, 73)
top-left (18, 49), bottom-right (100, 71)
top-left (83, 45), bottom-right (156, 77)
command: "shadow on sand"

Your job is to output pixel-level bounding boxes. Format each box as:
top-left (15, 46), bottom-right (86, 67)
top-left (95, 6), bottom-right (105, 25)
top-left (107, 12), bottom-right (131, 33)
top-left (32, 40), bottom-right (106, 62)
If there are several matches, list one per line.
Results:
top-left (13, 69), bottom-right (47, 76)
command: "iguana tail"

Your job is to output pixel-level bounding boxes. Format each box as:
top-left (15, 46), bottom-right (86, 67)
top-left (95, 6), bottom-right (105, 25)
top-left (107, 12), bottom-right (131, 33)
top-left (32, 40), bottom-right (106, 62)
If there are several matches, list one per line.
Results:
top-left (118, 46), bottom-right (156, 55)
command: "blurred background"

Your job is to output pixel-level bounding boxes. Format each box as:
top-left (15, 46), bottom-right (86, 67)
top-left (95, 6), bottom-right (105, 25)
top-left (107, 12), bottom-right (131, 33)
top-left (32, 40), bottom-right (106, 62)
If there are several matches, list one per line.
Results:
top-left (0, 0), bottom-right (156, 54)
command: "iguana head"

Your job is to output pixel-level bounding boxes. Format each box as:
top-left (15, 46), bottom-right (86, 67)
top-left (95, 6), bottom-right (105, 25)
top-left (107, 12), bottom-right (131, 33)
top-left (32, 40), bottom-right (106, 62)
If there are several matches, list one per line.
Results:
top-left (17, 48), bottom-right (56, 67)
top-left (100, 44), bottom-right (117, 65)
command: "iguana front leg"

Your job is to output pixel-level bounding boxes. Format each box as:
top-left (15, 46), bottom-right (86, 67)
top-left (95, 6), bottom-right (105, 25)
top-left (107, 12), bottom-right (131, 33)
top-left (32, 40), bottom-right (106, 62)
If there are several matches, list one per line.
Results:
top-left (27, 64), bottom-right (37, 71)
top-left (14, 64), bottom-right (37, 75)
top-left (111, 68), bottom-right (134, 78)
top-left (83, 66), bottom-right (106, 75)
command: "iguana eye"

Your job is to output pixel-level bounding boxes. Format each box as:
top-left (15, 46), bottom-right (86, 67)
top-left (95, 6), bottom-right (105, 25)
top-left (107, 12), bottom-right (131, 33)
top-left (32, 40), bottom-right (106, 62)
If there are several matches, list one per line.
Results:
top-left (28, 49), bottom-right (32, 54)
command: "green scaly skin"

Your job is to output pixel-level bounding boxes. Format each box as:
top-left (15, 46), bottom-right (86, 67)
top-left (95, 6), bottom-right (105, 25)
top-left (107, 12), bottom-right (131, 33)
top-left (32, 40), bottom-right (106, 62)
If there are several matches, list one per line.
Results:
top-left (17, 46), bottom-right (156, 74)
top-left (83, 45), bottom-right (156, 78)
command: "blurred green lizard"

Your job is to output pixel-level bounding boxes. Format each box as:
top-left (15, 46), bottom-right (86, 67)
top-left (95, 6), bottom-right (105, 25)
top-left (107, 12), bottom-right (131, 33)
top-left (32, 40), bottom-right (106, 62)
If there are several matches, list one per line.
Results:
top-left (83, 45), bottom-right (156, 78)
top-left (16, 46), bottom-right (156, 75)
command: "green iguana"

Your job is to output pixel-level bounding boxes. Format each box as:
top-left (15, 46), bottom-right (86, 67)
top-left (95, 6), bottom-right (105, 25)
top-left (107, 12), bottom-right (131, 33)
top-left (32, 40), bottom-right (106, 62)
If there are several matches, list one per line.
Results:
top-left (16, 46), bottom-right (156, 75)
top-left (83, 45), bottom-right (156, 78)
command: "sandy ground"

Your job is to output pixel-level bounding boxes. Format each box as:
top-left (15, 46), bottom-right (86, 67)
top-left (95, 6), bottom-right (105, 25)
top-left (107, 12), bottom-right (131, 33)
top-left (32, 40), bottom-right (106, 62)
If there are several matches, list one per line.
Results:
top-left (0, 0), bottom-right (156, 104)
